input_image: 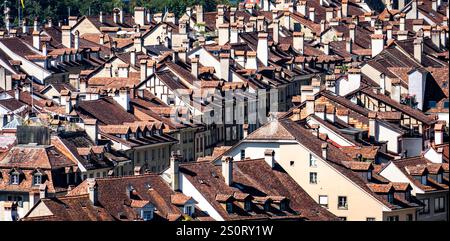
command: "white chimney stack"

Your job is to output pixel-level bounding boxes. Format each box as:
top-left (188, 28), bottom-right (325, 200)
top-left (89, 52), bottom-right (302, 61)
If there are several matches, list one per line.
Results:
top-left (257, 33), bottom-right (268, 66)
top-left (219, 53), bottom-right (230, 81)
top-left (222, 156), bottom-right (233, 186)
top-left (170, 152), bottom-right (180, 191)
top-left (321, 143), bottom-right (328, 160)
top-left (87, 178), bottom-right (98, 205)
top-left (371, 34), bottom-right (384, 57)
top-left (293, 32), bottom-right (304, 54)
top-left (264, 149), bottom-right (276, 169)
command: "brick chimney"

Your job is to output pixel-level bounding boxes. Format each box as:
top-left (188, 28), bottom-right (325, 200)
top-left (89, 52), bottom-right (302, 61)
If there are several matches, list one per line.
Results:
top-left (257, 33), bottom-right (268, 66)
top-left (222, 156), bottom-right (233, 186)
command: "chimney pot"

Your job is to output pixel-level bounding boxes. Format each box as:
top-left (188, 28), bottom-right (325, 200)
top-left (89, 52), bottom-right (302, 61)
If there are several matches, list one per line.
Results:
top-left (222, 156), bottom-right (233, 186)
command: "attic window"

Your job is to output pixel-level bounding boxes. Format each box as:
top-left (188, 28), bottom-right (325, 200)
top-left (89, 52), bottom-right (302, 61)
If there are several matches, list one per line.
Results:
top-left (184, 205), bottom-right (194, 216)
top-left (264, 202), bottom-right (271, 212)
top-left (280, 200), bottom-right (288, 211)
top-left (9, 171), bottom-right (20, 185)
top-left (421, 175), bottom-right (427, 185)
top-left (244, 200), bottom-right (252, 212)
top-left (444, 101), bottom-right (449, 109)
top-left (33, 173), bottom-right (43, 186)
top-left (437, 173), bottom-right (443, 183)
top-left (387, 193), bottom-right (394, 204)
top-left (367, 170), bottom-right (372, 181)
top-left (142, 209), bottom-right (154, 221)
top-left (405, 191), bottom-right (411, 201)
top-left (226, 202), bottom-right (233, 213)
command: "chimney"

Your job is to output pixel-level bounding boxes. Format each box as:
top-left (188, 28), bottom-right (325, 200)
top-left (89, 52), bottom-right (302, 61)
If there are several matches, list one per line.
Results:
top-left (47, 18), bottom-right (52, 28)
top-left (118, 64), bottom-right (130, 78)
top-left (264, 149), bottom-right (276, 168)
top-left (435, 124), bottom-right (444, 145)
top-left (293, 32), bottom-right (304, 54)
top-left (140, 60), bottom-right (148, 81)
top-left (218, 24), bottom-right (230, 45)
top-left (272, 19), bottom-right (280, 44)
top-left (368, 112), bottom-right (377, 141)
top-left (323, 41), bottom-right (330, 55)
top-left (61, 25), bottom-right (72, 48)
top-left (414, 37), bottom-right (423, 63)
top-left (371, 34), bottom-right (384, 57)
top-left (42, 42), bottom-right (48, 56)
top-left (39, 184), bottom-right (47, 199)
top-left (284, 11), bottom-right (291, 29)
top-left (309, 8), bottom-right (315, 22)
top-left (397, 30), bottom-right (408, 40)
top-left (411, 0), bottom-right (418, 19)
top-left (65, 96), bottom-right (73, 114)
top-left (32, 30), bottom-right (41, 50)
top-left (297, 1), bottom-right (307, 16)
top-left (398, 0), bottom-right (406, 9)
top-left (325, 8), bottom-right (333, 22)
top-left (178, 47), bottom-right (187, 63)
top-left (379, 73), bottom-right (386, 95)
top-left (306, 95), bottom-right (315, 116)
top-left (22, 19), bottom-right (28, 34)
top-left (133, 33), bottom-right (143, 52)
top-left (130, 48), bottom-right (136, 67)
top-left (432, 0), bottom-right (438, 11)
top-left (217, 12), bottom-right (225, 28)
top-left (221, 156), bottom-right (233, 186)
top-left (399, 14), bottom-right (406, 31)
top-left (179, 20), bottom-right (187, 34)
top-left (320, 20), bottom-right (326, 32)
top-left (245, 51), bottom-right (258, 70)
top-left (431, 26), bottom-right (441, 49)
top-left (196, 5), bottom-right (204, 23)
top-left (349, 24), bottom-right (356, 42)
top-left (84, 119), bottom-right (98, 144)
top-left (119, 8), bottom-right (124, 24)
top-left (386, 25), bottom-right (393, 40)
top-left (219, 53), bottom-right (230, 81)
top-left (14, 87), bottom-right (20, 100)
top-left (99, 11), bottom-right (104, 23)
top-left (257, 33), bottom-right (268, 66)
top-left (134, 7), bottom-right (146, 26)
top-left (114, 88), bottom-right (130, 111)
top-left (336, 108), bottom-right (349, 123)
top-left (87, 178), bottom-right (98, 205)
top-left (321, 143), bottom-right (328, 160)
top-left (342, 0), bottom-right (349, 17)
top-left (68, 16), bottom-right (78, 28)
top-left (346, 38), bottom-right (352, 53)
top-left (99, 34), bottom-right (105, 45)
top-left (191, 57), bottom-right (199, 79)
top-left (170, 152), bottom-right (180, 191)
top-left (230, 24), bottom-right (239, 44)
top-left (74, 30), bottom-right (80, 50)
top-left (33, 18), bottom-right (39, 32)
top-left (113, 8), bottom-right (119, 23)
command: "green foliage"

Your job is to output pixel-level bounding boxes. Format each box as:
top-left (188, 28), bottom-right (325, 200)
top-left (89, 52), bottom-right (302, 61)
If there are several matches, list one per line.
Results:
top-left (1, 0), bottom-right (234, 25)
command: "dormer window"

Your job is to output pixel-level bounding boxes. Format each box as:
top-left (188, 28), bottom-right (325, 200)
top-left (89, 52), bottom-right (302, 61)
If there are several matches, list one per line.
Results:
top-left (387, 193), bottom-right (394, 204)
top-left (367, 170), bottom-right (372, 181)
top-left (142, 209), bottom-right (154, 221)
top-left (264, 202), bottom-right (271, 212)
top-left (405, 191), bottom-right (411, 201)
top-left (10, 173), bottom-right (19, 185)
top-left (226, 202), bottom-right (233, 213)
top-left (437, 173), bottom-right (443, 183)
top-left (280, 200), bottom-right (288, 211)
top-left (184, 205), bottom-right (194, 216)
top-left (244, 200), bottom-right (252, 212)
top-left (33, 173), bottom-right (43, 186)
top-left (421, 175), bottom-right (427, 185)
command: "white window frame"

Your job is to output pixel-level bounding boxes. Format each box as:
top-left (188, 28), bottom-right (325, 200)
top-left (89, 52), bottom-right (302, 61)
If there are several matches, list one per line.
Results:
top-left (338, 196), bottom-right (348, 209)
top-left (309, 154), bottom-right (317, 167)
top-left (319, 195), bottom-right (328, 208)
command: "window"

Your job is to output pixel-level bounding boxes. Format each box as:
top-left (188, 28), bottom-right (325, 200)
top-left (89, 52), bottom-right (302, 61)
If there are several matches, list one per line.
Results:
top-left (142, 210), bottom-right (153, 221)
top-left (434, 197), bottom-right (445, 213)
top-left (420, 199), bottom-right (430, 214)
top-left (10, 173), bottom-right (19, 185)
top-left (366, 217), bottom-right (376, 221)
top-left (264, 202), bottom-right (270, 211)
top-left (428, 101), bottom-right (437, 108)
top-left (338, 217), bottom-right (347, 221)
top-left (367, 170), bottom-right (372, 180)
top-left (240, 150), bottom-right (245, 160)
top-left (33, 174), bottom-right (42, 186)
top-left (184, 205), bottom-right (194, 216)
top-left (309, 172), bottom-right (317, 184)
top-left (387, 216), bottom-right (399, 221)
top-left (407, 214), bottom-right (414, 221)
top-left (244, 201), bottom-right (252, 211)
top-left (280, 201), bottom-right (287, 211)
top-left (338, 196), bottom-right (348, 209)
top-left (319, 195), bottom-right (328, 208)
top-left (387, 193), bottom-right (394, 204)
top-left (309, 154), bottom-right (317, 167)
top-left (437, 173), bottom-right (443, 183)
top-left (421, 175), bottom-right (427, 185)
top-left (226, 202), bottom-right (233, 213)
top-left (290, 161), bottom-right (295, 166)
top-left (444, 101), bottom-right (449, 109)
